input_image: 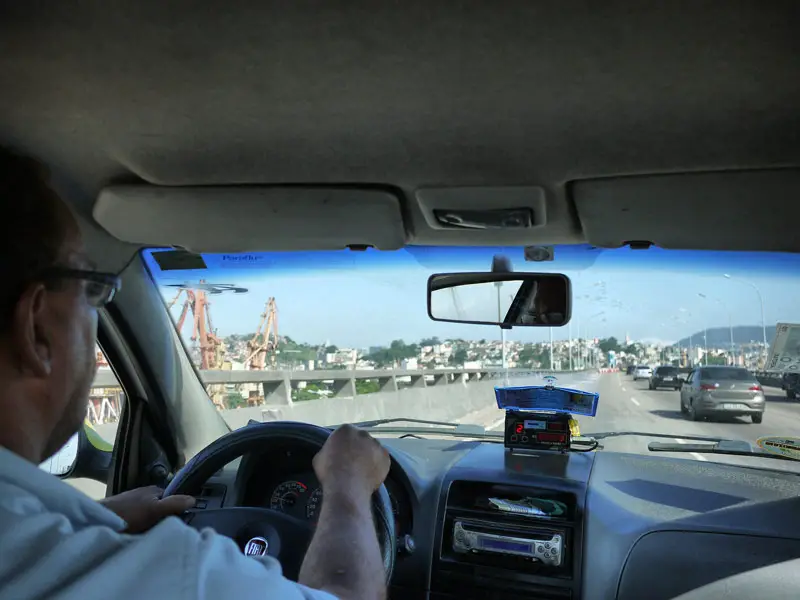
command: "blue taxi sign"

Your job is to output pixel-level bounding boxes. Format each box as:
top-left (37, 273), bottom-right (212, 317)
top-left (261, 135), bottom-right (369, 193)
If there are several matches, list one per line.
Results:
top-left (495, 384), bottom-right (599, 417)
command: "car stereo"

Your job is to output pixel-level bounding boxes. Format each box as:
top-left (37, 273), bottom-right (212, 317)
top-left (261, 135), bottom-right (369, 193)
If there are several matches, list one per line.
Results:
top-left (452, 520), bottom-right (565, 567)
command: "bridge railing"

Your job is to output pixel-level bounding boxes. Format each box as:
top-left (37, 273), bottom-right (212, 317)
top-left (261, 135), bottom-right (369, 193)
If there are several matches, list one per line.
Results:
top-left (92, 367), bottom-right (591, 407)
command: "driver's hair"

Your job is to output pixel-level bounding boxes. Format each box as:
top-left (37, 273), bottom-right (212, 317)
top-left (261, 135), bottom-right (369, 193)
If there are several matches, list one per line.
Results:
top-left (0, 146), bottom-right (67, 333)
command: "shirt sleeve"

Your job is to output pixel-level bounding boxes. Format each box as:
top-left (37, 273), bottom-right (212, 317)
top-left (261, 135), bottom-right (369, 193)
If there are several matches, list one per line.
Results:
top-left (0, 499), bottom-right (339, 600)
top-left (186, 522), bottom-right (340, 600)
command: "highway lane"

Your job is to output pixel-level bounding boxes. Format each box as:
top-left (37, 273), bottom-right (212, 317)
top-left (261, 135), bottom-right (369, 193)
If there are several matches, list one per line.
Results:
top-left (483, 371), bottom-right (800, 474)
top-left (70, 369), bottom-right (800, 500)
top-left (579, 372), bottom-right (800, 474)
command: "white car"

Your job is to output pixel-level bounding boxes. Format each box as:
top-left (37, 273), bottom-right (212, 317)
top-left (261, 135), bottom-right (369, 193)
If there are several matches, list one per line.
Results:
top-left (633, 366), bottom-right (653, 381)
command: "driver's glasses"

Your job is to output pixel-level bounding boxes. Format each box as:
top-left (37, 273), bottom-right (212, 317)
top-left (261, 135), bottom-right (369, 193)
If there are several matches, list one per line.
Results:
top-left (42, 268), bottom-right (121, 307)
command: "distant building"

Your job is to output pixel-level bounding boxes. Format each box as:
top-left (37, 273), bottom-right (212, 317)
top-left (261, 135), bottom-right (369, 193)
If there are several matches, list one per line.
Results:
top-left (402, 358), bottom-right (419, 370)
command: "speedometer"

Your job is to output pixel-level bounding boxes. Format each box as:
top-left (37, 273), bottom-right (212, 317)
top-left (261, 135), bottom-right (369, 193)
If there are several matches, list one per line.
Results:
top-left (270, 481), bottom-right (308, 515)
top-left (306, 487), bottom-right (323, 520)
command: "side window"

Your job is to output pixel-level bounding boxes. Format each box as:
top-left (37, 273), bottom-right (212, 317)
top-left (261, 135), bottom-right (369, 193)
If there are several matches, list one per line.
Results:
top-left (87, 347), bottom-right (125, 439)
top-left (39, 345), bottom-right (124, 500)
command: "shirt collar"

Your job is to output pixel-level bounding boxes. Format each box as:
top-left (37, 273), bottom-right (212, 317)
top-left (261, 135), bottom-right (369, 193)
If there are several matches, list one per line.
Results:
top-left (0, 446), bottom-right (126, 532)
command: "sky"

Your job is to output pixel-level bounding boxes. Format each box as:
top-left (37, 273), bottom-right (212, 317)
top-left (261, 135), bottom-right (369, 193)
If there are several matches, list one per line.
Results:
top-left (142, 246), bottom-right (800, 349)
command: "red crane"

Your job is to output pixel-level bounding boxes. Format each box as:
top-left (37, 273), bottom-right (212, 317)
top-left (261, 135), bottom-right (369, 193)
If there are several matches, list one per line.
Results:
top-left (167, 281), bottom-right (225, 370)
top-left (246, 298), bottom-right (279, 370)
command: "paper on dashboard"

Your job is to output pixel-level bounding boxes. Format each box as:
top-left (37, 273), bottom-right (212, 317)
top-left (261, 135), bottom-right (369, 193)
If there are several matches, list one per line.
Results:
top-left (766, 323), bottom-right (800, 373)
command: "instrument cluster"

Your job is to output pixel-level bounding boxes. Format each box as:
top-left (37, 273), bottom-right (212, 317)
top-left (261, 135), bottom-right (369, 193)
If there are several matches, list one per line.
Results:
top-left (263, 471), bottom-right (409, 533)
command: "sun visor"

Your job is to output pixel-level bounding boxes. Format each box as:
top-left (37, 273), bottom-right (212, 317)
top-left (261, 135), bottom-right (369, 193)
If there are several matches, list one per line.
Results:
top-left (572, 170), bottom-right (800, 253)
top-left (93, 185), bottom-right (407, 252)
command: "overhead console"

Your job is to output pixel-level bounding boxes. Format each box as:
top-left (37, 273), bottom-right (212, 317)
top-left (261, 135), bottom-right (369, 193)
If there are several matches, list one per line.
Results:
top-left (432, 475), bottom-right (586, 600)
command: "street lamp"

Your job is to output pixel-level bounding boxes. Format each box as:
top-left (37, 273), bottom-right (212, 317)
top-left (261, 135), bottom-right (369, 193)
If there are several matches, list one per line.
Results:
top-left (672, 313), bottom-right (693, 366)
top-left (585, 311), bottom-right (605, 369)
top-left (698, 293), bottom-right (735, 365)
top-left (693, 295), bottom-right (709, 365)
top-left (494, 282), bottom-right (507, 372)
top-left (723, 274), bottom-right (767, 365)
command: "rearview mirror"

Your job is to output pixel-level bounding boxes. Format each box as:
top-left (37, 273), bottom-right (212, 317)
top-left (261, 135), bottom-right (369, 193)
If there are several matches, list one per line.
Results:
top-left (427, 272), bottom-right (571, 328)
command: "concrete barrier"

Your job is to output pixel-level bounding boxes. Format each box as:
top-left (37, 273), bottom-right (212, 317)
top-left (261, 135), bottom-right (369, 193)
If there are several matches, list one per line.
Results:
top-left (94, 370), bottom-right (594, 441)
top-left (223, 377), bottom-right (501, 430)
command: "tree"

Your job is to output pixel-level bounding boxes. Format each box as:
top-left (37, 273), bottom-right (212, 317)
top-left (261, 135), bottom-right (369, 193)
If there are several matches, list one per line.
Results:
top-left (325, 345), bottom-right (338, 354)
top-left (454, 348), bottom-right (468, 365)
top-left (225, 392), bottom-right (245, 409)
top-left (448, 348), bottom-right (468, 365)
top-left (624, 343), bottom-right (641, 356)
top-left (598, 337), bottom-right (621, 353)
top-left (420, 337), bottom-right (441, 347)
top-left (518, 346), bottom-right (538, 366)
top-left (356, 379), bottom-right (380, 395)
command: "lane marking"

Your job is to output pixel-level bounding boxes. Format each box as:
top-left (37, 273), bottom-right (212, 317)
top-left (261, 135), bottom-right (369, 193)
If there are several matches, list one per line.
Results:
top-left (621, 386), bottom-right (627, 392)
top-left (488, 416), bottom-right (505, 431)
top-left (629, 397), bottom-right (640, 406)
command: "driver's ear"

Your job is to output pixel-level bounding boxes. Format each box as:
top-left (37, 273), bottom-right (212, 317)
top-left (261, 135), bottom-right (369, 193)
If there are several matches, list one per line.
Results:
top-left (11, 283), bottom-right (52, 378)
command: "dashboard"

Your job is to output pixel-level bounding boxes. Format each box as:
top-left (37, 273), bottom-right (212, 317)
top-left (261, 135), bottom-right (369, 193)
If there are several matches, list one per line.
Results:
top-left (199, 435), bottom-right (800, 600)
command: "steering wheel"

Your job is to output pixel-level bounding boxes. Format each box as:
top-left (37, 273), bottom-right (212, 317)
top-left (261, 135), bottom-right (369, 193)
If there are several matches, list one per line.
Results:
top-left (164, 421), bottom-right (396, 582)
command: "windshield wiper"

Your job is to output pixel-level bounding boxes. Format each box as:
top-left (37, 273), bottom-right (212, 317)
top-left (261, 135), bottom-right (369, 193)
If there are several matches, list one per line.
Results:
top-left (350, 417), bottom-right (473, 429)
top-left (584, 431), bottom-right (797, 463)
top-left (586, 431), bottom-right (728, 443)
top-left (648, 440), bottom-right (796, 462)
top-left (346, 418), bottom-right (495, 439)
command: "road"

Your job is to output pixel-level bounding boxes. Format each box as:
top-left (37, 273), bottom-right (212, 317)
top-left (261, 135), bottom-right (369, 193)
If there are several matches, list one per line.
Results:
top-left (485, 371), bottom-right (800, 474)
top-left (70, 370), bottom-right (800, 500)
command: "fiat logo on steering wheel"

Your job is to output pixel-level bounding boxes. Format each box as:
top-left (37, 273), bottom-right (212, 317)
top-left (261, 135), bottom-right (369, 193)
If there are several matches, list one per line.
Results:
top-left (244, 536), bottom-right (269, 557)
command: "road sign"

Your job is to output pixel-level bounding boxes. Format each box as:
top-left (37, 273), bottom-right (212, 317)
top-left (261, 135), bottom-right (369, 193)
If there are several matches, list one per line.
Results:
top-left (766, 323), bottom-right (800, 373)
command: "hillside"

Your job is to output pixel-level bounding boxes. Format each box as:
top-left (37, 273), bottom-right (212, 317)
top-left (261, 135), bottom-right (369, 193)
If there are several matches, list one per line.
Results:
top-left (674, 325), bottom-right (775, 348)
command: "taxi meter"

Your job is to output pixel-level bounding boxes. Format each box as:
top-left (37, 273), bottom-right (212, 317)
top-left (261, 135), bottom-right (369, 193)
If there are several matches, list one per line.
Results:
top-left (495, 378), bottom-right (598, 453)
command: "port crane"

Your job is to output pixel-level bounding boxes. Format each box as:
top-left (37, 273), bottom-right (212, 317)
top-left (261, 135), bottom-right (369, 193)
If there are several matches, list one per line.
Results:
top-left (246, 298), bottom-right (279, 369)
top-left (167, 281), bottom-right (225, 370)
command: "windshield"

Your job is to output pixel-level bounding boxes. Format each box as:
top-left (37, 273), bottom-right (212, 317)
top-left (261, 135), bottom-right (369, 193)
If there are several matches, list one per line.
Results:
top-left (698, 367), bottom-right (752, 380)
top-left (142, 244), bottom-right (800, 472)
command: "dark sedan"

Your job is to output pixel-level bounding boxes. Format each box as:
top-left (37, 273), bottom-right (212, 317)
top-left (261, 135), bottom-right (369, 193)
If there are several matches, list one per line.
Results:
top-left (649, 366), bottom-right (681, 390)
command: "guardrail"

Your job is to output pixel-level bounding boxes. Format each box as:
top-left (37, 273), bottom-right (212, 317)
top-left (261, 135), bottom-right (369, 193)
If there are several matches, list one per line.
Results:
top-left (92, 367), bottom-right (591, 405)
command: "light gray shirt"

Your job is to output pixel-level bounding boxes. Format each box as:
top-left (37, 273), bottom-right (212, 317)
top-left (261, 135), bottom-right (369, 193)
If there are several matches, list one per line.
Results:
top-left (0, 447), bottom-right (336, 600)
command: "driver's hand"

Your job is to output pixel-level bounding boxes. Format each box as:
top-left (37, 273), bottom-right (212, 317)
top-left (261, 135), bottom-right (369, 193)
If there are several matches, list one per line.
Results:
top-left (313, 424), bottom-right (390, 499)
top-left (99, 485), bottom-right (195, 533)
